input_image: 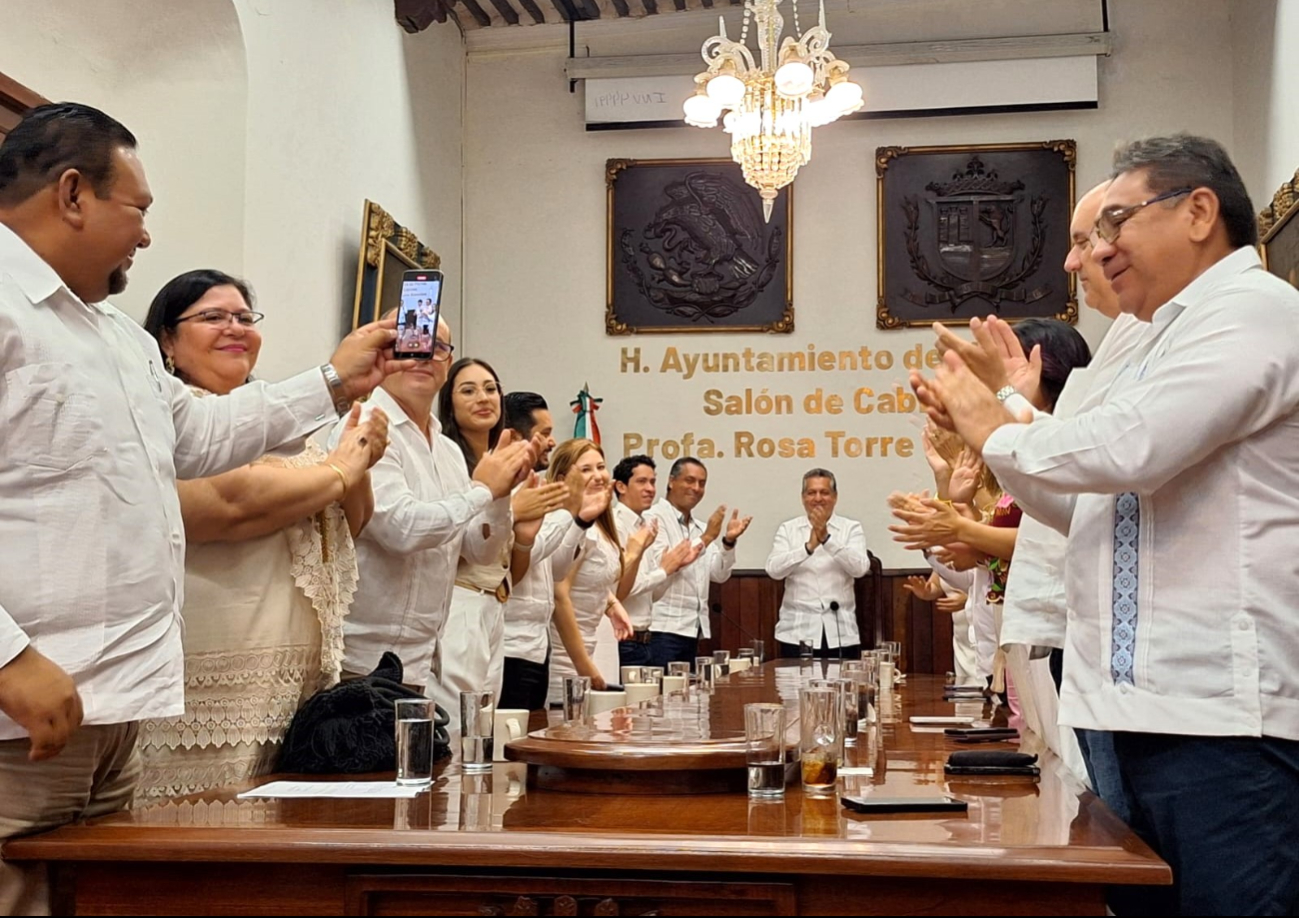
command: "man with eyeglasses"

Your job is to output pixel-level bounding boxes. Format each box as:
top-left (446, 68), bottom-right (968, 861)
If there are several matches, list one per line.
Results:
top-left (0, 103), bottom-right (414, 914)
top-left (331, 317), bottom-right (535, 697)
top-left (912, 135), bottom-right (1299, 915)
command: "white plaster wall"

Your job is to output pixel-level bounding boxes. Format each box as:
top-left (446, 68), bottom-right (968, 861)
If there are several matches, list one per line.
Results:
top-left (1231, 0), bottom-right (1299, 207)
top-left (0, 0), bottom-right (248, 320)
top-left (234, 0), bottom-right (465, 383)
top-left (461, 0), bottom-right (1236, 568)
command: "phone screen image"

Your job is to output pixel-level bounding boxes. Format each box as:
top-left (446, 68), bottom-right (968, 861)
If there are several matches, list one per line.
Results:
top-left (396, 271), bottom-right (443, 359)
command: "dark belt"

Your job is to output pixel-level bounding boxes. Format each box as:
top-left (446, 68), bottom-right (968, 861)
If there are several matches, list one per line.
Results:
top-left (624, 630), bottom-right (653, 645)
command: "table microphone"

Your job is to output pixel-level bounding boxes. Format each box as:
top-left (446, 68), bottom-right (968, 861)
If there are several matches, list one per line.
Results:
top-left (829, 601), bottom-right (842, 660)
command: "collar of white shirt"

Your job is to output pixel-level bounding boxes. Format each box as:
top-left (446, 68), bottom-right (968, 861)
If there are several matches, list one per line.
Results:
top-left (368, 384), bottom-right (443, 438)
top-left (0, 222), bottom-right (73, 306)
top-left (1150, 245), bottom-right (1261, 332)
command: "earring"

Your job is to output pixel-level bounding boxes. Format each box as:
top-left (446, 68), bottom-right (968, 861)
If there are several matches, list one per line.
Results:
top-left (164, 355), bottom-right (176, 375)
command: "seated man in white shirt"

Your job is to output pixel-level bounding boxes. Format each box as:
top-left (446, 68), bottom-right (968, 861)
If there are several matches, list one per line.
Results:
top-left (913, 134), bottom-right (1299, 916)
top-left (765, 469), bottom-right (870, 659)
top-left (642, 457), bottom-right (752, 667)
top-left (0, 102), bottom-right (407, 915)
top-left (331, 320), bottom-right (534, 697)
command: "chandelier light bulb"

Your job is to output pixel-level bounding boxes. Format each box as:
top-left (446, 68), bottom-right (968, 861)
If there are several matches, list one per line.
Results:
top-left (804, 95), bottom-right (836, 128)
top-left (683, 93), bottom-right (722, 127)
top-left (774, 61), bottom-right (814, 98)
top-left (825, 80), bottom-right (864, 115)
top-left (722, 111), bottom-right (739, 133)
top-left (705, 73), bottom-right (746, 107)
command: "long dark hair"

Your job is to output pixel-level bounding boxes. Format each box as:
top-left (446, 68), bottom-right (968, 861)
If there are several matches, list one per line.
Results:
top-left (142, 268), bottom-right (255, 365)
top-left (437, 357), bottom-right (505, 473)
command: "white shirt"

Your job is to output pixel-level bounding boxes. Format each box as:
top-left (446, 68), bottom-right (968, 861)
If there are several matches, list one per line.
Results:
top-left (613, 500), bottom-right (667, 633)
top-left (765, 513), bottom-right (870, 647)
top-left (983, 247), bottom-right (1299, 740)
top-left (642, 501), bottom-right (736, 639)
top-left (501, 509), bottom-right (584, 665)
top-left (0, 223), bottom-right (337, 739)
top-left (1000, 314), bottom-right (1151, 650)
top-left (331, 386), bottom-right (511, 687)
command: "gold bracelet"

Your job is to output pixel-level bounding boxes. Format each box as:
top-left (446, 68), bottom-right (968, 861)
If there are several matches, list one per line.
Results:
top-left (326, 462), bottom-right (350, 495)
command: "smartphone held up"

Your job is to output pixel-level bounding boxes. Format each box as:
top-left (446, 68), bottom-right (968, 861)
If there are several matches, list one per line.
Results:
top-left (396, 269), bottom-right (444, 360)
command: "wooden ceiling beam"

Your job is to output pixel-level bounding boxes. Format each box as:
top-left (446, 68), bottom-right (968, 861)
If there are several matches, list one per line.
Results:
top-left (459, 0), bottom-right (494, 27)
top-left (394, 0), bottom-right (446, 32)
top-left (516, 0), bottom-right (547, 24)
top-left (486, 0), bottom-right (521, 24)
top-left (579, 0), bottom-right (602, 18)
top-left (610, 0), bottom-right (631, 16)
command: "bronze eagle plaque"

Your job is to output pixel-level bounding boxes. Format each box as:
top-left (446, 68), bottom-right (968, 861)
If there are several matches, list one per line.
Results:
top-left (876, 141), bottom-right (1077, 329)
top-left (606, 158), bottom-right (793, 335)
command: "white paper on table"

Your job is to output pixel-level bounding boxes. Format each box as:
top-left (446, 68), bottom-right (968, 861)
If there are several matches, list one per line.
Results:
top-left (238, 781), bottom-right (424, 799)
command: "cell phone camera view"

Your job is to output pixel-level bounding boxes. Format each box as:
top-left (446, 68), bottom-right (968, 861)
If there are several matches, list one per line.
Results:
top-left (396, 270), bottom-right (443, 360)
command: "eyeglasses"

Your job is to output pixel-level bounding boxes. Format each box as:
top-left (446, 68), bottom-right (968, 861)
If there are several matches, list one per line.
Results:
top-left (173, 309), bottom-right (265, 328)
top-left (431, 340), bottom-right (455, 362)
top-left (1093, 187), bottom-right (1193, 244)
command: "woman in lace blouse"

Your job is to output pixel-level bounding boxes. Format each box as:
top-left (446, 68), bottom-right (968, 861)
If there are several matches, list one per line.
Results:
top-left (133, 270), bottom-right (386, 801)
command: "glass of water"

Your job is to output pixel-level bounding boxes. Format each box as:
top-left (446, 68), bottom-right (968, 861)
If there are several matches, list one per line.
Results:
top-left (744, 702), bottom-right (786, 798)
top-left (562, 675), bottom-right (590, 723)
top-left (459, 690), bottom-right (494, 774)
top-left (394, 698), bottom-right (435, 786)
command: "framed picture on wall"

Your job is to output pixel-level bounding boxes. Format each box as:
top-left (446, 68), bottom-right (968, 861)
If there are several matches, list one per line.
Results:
top-left (606, 157), bottom-right (794, 335)
top-left (875, 140), bottom-right (1077, 329)
top-left (352, 199), bottom-right (441, 330)
top-left (1258, 168), bottom-right (1299, 290)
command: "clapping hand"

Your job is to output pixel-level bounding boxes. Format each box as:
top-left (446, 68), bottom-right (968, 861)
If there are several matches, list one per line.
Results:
top-left (933, 315), bottom-right (1043, 404)
top-left (624, 517), bottom-right (659, 558)
top-left (473, 429), bottom-right (537, 499)
top-left (659, 538), bottom-right (703, 575)
top-left (724, 509), bottom-right (753, 543)
top-left (947, 448), bottom-right (984, 504)
top-left (702, 505), bottom-right (727, 546)
top-left (512, 472), bottom-right (568, 523)
top-left (902, 574), bottom-right (943, 601)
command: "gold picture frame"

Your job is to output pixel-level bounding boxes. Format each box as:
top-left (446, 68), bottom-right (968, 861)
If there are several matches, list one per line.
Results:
top-left (1258, 168), bottom-right (1299, 290)
top-left (876, 140), bottom-right (1078, 329)
top-left (352, 199), bottom-right (441, 330)
top-left (606, 157), bottom-right (794, 335)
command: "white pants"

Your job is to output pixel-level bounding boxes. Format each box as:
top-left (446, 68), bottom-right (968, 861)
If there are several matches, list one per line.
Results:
top-left (429, 586), bottom-right (505, 720)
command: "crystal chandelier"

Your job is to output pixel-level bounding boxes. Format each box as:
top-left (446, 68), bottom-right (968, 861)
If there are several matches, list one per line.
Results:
top-left (683, 0), bottom-right (863, 221)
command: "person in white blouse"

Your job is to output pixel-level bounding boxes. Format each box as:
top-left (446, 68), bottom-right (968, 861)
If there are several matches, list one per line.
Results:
top-left (765, 469), bottom-right (871, 658)
top-left (0, 103), bottom-right (412, 915)
top-left (642, 457), bottom-right (752, 667)
top-left (912, 135), bottom-right (1299, 916)
top-left (329, 320), bottom-right (535, 696)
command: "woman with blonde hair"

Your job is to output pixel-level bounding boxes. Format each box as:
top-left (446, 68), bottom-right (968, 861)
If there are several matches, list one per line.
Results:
top-left (546, 439), bottom-right (640, 697)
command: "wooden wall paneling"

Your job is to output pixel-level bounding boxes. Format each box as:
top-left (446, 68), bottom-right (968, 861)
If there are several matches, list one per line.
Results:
top-left (0, 71), bottom-right (48, 140)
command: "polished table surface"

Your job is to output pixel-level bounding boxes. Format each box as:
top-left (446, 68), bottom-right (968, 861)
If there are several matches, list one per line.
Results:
top-left (6, 662), bottom-right (1171, 915)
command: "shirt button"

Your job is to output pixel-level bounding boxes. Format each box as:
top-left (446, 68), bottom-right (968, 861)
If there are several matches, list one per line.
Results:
top-left (1119, 683), bottom-right (1132, 694)
top-left (1237, 620), bottom-right (1251, 631)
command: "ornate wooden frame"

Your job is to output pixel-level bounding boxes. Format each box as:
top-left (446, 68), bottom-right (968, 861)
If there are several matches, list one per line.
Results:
top-left (1258, 167), bottom-right (1299, 289)
top-left (606, 157), bottom-right (794, 335)
top-left (875, 140), bottom-right (1077, 329)
top-left (352, 199), bottom-right (441, 330)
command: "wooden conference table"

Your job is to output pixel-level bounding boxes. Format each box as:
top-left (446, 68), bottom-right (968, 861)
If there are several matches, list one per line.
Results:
top-left (7, 661), bottom-right (1169, 915)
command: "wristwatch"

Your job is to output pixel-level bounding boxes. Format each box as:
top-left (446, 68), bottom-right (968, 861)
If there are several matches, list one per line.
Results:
top-left (320, 363), bottom-right (352, 416)
top-left (722, 536), bottom-right (738, 549)
top-left (994, 384), bottom-right (1018, 403)
top-left (574, 515), bottom-right (596, 530)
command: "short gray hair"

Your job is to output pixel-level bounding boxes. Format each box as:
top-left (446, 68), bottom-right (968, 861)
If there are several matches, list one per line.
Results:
top-left (802, 468), bottom-right (837, 493)
top-left (1111, 133), bottom-right (1257, 247)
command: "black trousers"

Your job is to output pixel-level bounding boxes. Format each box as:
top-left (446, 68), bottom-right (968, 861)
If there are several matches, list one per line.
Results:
top-left (499, 656), bottom-right (549, 711)
top-left (1107, 732), bottom-right (1299, 916)
top-left (777, 637), bottom-right (861, 660)
top-left (617, 638), bottom-right (654, 667)
top-left (647, 631), bottom-right (699, 668)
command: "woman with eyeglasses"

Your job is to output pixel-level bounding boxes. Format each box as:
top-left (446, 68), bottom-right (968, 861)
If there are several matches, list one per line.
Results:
top-left (425, 358), bottom-right (569, 716)
top-left (133, 269), bottom-right (387, 801)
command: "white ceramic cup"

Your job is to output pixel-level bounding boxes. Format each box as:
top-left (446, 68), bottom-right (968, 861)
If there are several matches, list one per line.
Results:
top-left (624, 682), bottom-right (659, 705)
top-left (661, 674), bottom-right (687, 695)
top-left (492, 708), bottom-right (529, 762)
top-left (730, 657), bottom-right (751, 673)
top-left (620, 666), bottom-right (643, 684)
top-left (588, 689), bottom-right (628, 715)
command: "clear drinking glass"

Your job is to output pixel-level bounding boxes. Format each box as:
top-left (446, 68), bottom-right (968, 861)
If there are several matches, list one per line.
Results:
top-left (459, 690), bottom-right (494, 773)
top-left (752, 639), bottom-right (765, 665)
top-left (836, 677), bottom-right (860, 744)
top-left (668, 661), bottom-right (692, 678)
top-left (798, 640), bottom-right (815, 660)
top-left (744, 702), bottom-right (786, 798)
top-left (562, 676), bottom-right (590, 723)
top-left (799, 685), bottom-right (842, 796)
top-left (394, 698), bottom-right (435, 786)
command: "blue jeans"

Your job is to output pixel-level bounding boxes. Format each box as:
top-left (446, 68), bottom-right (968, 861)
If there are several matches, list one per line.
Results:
top-left (1107, 732), bottom-right (1299, 916)
top-left (648, 631), bottom-right (698, 668)
top-left (1076, 727), bottom-right (1131, 826)
top-left (618, 639), bottom-right (653, 667)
